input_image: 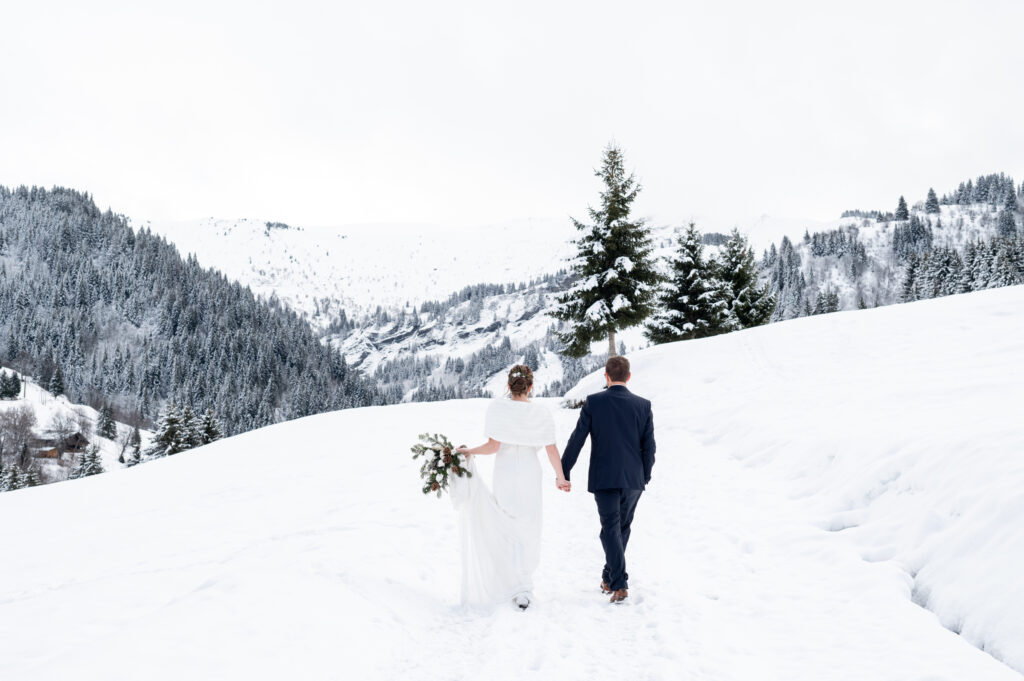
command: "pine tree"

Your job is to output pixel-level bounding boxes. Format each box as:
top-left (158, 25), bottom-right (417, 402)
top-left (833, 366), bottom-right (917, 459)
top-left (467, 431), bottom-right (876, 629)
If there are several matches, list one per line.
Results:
top-left (553, 144), bottom-right (661, 357)
top-left (0, 463), bottom-right (15, 492)
top-left (895, 196), bottom-right (909, 221)
top-left (97, 405), bottom-right (117, 439)
top-left (925, 188), bottom-right (940, 214)
top-left (180, 405), bottom-right (200, 448)
top-left (146, 403), bottom-right (185, 457)
top-left (998, 188), bottom-right (1018, 238)
top-left (48, 366), bottom-right (65, 397)
top-left (989, 247), bottom-right (1022, 287)
top-left (198, 409), bottom-right (224, 445)
top-left (716, 229), bottom-right (776, 329)
top-left (71, 445), bottom-right (104, 479)
top-left (0, 371), bottom-right (11, 399)
top-left (902, 257), bottom-right (919, 301)
top-left (645, 223), bottom-right (728, 343)
top-left (125, 427), bottom-right (142, 467)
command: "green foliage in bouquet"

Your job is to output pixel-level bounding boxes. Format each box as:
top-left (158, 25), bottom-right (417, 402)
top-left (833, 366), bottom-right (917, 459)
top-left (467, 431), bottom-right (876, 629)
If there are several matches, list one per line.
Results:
top-left (411, 432), bottom-right (472, 498)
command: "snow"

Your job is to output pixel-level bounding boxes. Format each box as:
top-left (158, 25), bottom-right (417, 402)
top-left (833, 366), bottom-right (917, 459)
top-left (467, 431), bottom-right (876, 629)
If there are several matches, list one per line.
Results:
top-left (2, 287), bottom-right (1022, 679)
top-left (569, 284), bottom-right (1024, 674)
top-left (584, 299), bottom-right (610, 322)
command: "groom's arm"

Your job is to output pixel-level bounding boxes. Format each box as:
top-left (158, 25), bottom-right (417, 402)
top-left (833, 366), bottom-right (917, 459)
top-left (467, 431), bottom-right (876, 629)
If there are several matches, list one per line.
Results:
top-left (641, 402), bottom-right (656, 484)
top-left (560, 398), bottom-right (592, 482)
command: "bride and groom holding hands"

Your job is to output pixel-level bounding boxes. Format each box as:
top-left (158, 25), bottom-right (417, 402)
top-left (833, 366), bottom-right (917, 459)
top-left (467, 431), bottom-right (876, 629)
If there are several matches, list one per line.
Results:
top-left (452, 355), bottom-right (656, 609)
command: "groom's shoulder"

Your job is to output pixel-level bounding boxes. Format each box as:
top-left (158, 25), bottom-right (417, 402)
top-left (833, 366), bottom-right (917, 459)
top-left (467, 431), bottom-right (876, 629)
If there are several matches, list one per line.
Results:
top-left (629, 391), bottom-right (653, 410)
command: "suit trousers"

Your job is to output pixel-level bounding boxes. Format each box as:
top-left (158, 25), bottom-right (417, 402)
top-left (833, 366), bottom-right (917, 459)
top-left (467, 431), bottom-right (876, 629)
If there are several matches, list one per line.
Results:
top-left (593, 488), bottom-right (643, 591)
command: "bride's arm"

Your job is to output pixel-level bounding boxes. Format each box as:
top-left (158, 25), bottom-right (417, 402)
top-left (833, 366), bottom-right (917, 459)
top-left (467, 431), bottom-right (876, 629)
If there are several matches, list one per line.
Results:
top-left (546, 445), bottom-right (571, 491)
top-left (457, 438), bottom-right (500, 456)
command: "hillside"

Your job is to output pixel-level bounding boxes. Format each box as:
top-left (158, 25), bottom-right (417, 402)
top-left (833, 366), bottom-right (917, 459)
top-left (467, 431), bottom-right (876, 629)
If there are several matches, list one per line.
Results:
top-left (1, 285), bottom-right (1021, 680)
top-left (0, 367), bottom-right (152, 484)
top-left (0, 186), bottom-right (384, 438)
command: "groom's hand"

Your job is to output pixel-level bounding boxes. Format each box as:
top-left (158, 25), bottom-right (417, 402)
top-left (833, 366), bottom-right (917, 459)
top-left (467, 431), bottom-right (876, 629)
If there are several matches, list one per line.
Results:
top-left (556, 478), bottom-right (571, 492)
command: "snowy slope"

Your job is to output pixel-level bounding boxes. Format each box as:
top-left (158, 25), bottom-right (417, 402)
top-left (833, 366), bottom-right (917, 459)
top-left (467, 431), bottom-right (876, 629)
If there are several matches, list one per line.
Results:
top-left (566, 284), bottom-right (1024, 672)
top-left (2, 287), bottom-right (1022, 680)
top-left (0, 368), bottom-right (150, 479)
top-left (764, 202), bottom-right (1013, 315)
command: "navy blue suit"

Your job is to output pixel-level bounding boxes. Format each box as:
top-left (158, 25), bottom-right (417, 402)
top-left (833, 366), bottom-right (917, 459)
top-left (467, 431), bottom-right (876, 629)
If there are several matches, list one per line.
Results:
top-left (561, 384), bottom-right (655, 591)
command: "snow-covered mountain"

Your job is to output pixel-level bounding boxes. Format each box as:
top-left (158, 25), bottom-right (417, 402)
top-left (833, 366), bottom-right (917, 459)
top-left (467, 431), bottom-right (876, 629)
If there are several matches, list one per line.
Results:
top-left (140, 216), bottom-right (580, 325)
top-left (141, 214), bottom-right (817, 326)
top-left (143, 178), bottom-right (1022, 403)
top-left (2, 285), bottom-right (1021, 680)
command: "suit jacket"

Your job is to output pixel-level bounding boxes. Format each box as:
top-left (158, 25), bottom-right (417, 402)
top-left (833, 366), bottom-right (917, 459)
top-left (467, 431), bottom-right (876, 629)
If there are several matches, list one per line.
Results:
top-left (561, 384), bottom-right (655, 493)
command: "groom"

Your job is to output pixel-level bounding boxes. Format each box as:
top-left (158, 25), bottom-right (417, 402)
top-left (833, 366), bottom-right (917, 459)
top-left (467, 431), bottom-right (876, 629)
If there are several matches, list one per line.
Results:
top-left (561, 355), bottom-right (655, 604)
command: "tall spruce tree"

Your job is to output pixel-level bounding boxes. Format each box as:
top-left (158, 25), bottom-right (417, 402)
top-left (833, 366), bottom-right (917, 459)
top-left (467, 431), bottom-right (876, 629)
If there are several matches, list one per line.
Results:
top-left (146, 403), bottom-right (185, 457)
top-left (716, 229), bottom-right (776, 329)
top-left (645, 223), bottom-right (728, 343)
top-left (48, 366), bottom-right (65, 397)
top-left (71, 445), bottom-right (104, 478)
top-left (553, 144), bottom-right (661, 357)
top-left (97, 405), bottom-right (117, 439)
top-left (125, 427), bottom-right (142, 467)
top-left (180, 405), bottom-right (200, 448)
top-left (925, 188), bottom-right (940, 214)
top-left (998, 187), bottom-right (1018, 238)
top-left (895, 196), bottom-right (910, 221)
top-left (198, 409), bottom-right (224, 445)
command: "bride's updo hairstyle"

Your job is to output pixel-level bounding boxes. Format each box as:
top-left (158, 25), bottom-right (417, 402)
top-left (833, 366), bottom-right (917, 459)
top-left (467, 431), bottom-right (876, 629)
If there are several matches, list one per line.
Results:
top-left (508, 364), bottom-right (534, 397)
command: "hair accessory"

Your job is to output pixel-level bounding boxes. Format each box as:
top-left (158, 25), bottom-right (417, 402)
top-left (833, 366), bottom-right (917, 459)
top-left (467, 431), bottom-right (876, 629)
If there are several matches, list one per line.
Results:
top-left (510, 371), bottom-right (524, 378)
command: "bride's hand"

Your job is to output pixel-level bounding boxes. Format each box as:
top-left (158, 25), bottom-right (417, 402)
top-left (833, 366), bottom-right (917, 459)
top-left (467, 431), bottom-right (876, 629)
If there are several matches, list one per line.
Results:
top-left (456, 446), bottom-right (471, 458)
top-left (556, 477), bottom-right (571, 492)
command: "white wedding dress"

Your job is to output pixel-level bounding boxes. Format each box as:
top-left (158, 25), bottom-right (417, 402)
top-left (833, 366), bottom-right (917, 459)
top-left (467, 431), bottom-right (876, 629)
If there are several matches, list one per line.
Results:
top-left (449, 398), bottom-right (556, 607)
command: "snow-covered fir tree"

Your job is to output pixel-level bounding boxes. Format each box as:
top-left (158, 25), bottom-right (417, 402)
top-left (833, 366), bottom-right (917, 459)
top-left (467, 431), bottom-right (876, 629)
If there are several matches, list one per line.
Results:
top-left (895, 195), bottom-right (910, 221)
top-left (553, 144), bottom-right (661, 357)
top-left (69, 445), bottom-right (104, 479)
top-left (645, 223), bottom-right (728, 343)
top-left (198, 409), bottom-right (224, 445)
top-left (998, 187), bottom-right (1018, 238)
top-left (0, 369), bottom-right (21, 398)
top-left (925, 188), bottom-right (940, 214)
top-left (146, 404), bottom-right (186, 458)
top-left (48, 366), bottom-right (65, 397)
top-left (97, 405), bottom-right (117, 439)
top-left (124, 427), bottom-right (142, 467)
top-left (716, 229), bottom-right (775, 329)
top-left (180, 405), bottom-right (200, 449)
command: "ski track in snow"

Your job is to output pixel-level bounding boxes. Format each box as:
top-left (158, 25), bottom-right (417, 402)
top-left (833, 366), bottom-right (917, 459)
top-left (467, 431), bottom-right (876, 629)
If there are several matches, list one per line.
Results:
top-left (2, 288), bottom-right (1023, 680)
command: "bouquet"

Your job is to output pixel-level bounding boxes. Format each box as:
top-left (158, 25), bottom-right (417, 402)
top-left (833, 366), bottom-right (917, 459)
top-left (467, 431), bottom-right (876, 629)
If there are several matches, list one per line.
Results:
top-left (411, 433), bottom-right (472, 497)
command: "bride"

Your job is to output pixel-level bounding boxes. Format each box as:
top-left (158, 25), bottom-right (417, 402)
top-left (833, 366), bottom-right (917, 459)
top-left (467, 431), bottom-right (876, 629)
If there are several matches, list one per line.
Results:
top-left (452, 364), bottom-right (570, 610)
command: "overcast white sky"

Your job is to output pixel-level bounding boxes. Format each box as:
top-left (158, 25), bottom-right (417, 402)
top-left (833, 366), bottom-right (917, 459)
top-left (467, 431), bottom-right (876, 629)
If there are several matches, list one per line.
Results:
top-left (2, 0), bottom-right (1022, 228)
